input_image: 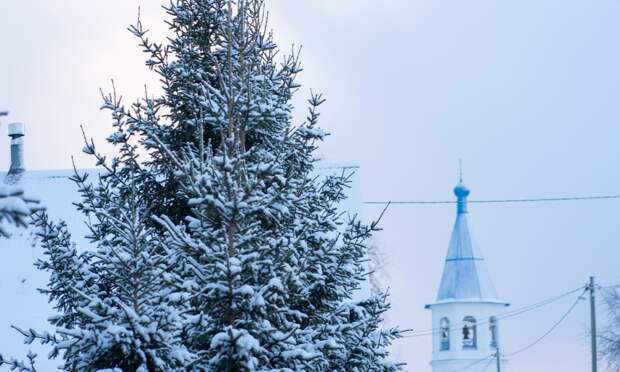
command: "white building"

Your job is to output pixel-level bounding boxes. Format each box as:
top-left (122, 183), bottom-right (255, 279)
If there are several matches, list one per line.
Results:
top-left (426, 180), bottom-right (509, 372)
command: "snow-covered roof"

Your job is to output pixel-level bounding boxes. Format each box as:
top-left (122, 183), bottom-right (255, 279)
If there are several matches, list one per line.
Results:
top-left (432, 181), bottom-right (507, 305)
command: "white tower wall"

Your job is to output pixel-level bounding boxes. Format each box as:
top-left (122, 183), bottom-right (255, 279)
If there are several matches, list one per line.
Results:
top-left (429, 302), bottom-right (508, 372)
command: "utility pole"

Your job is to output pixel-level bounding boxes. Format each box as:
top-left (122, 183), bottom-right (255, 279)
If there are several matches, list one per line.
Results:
top-left (495, 348), bottom-right (501, 372)
top-left (590, 276), bottom-right (598, 372)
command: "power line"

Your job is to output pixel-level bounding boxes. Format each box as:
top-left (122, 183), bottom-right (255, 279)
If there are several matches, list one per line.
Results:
top-left (365, 195), bottom-right (620, 205)
top-left (504, 288), bottom-right (587, 357)
top-left (481, 357), bottom-right (495, 372)
top-left (497, 286), bottom-right (585, 321)
top-left (450, 355), bottom-right (495, 372)
top-left (453, 355), bottom-right (493, 372)
top-left (410, 287), bottom-right (586, 370)
top-left (402, 285), bottom-right (585, 338)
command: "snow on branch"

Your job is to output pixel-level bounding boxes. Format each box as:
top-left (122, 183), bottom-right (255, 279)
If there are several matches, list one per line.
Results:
top-left (0, 185), bottom-right (40, 237)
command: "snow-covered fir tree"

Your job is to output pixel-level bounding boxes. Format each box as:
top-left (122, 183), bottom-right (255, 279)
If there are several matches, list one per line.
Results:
top-left (0, 188), bottom-right (40, 371)
top-left (0, 185), bottom-right (39, 238)
top-left (8, 0), bottom-right (402, 370)
top-left (5, 135), bottom-right (191, 371)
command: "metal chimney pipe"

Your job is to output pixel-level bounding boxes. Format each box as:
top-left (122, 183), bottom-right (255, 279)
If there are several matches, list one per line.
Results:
top-left (8, 122), bottom-right (25, 175)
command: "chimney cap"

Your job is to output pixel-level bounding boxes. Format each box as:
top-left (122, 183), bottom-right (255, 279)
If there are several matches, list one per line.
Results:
top-left (8, 122), bottom-right (25, 137)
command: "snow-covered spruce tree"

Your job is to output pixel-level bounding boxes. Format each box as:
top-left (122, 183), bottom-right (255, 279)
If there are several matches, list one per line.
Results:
top-left (98, 0), bottom-right (403, 370)
top-left (0, 185), bottom-right (40, 237)
top-left (9, 0), bottom-right (402, 370)
top-left (0, 188), bottom-right (40, 371)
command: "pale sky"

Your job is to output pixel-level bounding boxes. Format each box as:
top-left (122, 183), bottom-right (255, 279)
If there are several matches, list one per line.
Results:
top-left (2, 1), bottom-right (620, 371)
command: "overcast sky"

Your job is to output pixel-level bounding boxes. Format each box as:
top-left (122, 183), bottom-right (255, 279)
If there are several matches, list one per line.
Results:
top-left (2, 1), bottom-right (620, 371)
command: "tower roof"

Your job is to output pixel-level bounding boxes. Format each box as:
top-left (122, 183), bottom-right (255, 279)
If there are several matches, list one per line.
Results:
top-left (434, 180), bottom-right (505, 304)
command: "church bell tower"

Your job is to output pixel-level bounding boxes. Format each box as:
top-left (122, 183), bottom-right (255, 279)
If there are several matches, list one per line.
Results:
top-left (426, 180), bottom-right (509, 371)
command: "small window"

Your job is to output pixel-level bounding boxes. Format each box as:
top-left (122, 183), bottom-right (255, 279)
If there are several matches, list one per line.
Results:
top-left (462, 316), bottom-right (477, 349)
top-left (440, 317), bottom-right (450, 351)
top-left (489, 316), bottom-right (498, 349)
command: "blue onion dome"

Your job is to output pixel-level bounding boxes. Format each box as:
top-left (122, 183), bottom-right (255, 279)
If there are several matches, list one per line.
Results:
top-left (454, 181), bottom-right (470, 198)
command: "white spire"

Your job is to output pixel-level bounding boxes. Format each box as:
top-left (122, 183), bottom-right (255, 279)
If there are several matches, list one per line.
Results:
top-left (435, 180), bottom-right (502, 302)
